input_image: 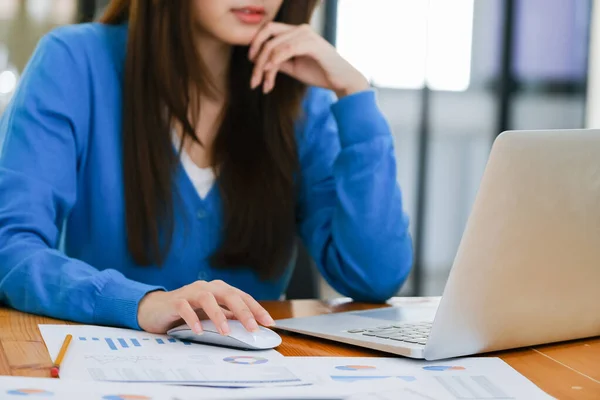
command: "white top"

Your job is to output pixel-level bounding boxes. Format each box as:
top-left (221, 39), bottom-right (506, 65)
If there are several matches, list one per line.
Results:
top-left (180, 148), bottom-right (215, 199)
top-left (172, 133), bottom-right (215, 199)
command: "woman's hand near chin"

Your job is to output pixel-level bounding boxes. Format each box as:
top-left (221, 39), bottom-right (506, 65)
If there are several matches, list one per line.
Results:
top-left (248, 22), bottom-right (370, 97)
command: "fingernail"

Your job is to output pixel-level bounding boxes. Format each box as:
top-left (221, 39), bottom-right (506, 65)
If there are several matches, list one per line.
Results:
top-left (194, 323), bottom-right (203, 335)
top-left (250, 76), bottom-right (258, 89)
top-left (265, 315), bottom-right (275, 326)
top-left (247, 318), bottom-right (259, 332)
top-left (220, 321), bottom-right (230, 335)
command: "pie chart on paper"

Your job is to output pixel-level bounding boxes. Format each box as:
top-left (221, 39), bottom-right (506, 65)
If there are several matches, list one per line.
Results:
top-left (423, 365), bottom-right (466, 371)
top-left (335, 365), bottom-right (377, 371)
top-left (223, 355), bottom-right (269, 365)
top-left (6, 389), bottom-right (54, 396)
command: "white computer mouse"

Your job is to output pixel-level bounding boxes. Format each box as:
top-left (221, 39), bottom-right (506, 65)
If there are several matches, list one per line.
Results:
top-left (167, 320), bottom-right (282, 350)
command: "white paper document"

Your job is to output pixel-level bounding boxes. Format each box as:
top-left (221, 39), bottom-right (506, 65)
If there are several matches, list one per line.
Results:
top-left (39, 324), bottom-right (304, 388)
top-left (283, 356), bottom-right (553, 400)
top-left (39, 324), bottom-right (553, 399)
top-left (0, 375), bottom-right (433, 400)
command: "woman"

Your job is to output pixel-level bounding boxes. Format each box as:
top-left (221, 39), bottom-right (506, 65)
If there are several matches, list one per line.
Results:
top-left (0, 0), bottom-right (412, 336)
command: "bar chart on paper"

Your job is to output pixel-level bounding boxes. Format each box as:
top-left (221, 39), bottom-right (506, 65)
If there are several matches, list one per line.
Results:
top-left (77, 336), bottom-right (192, 351)
top-left (39, 324), bottom-right (293, 388)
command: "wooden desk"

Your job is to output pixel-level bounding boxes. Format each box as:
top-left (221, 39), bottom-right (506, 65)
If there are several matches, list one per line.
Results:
top-left (0, 299), bottom-right (598, 399)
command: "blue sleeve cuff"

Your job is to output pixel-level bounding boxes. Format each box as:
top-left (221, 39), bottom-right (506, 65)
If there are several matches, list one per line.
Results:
top-left (331, 89), bottom-right (391, 148)
top-left (94, 271), bottom-right (165, 330)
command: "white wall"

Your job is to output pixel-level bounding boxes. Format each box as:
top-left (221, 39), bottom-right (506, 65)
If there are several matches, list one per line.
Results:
top-left (586, 0), bottom-right (600, 127)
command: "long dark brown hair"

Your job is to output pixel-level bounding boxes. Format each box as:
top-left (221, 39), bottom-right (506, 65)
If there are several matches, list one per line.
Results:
top-left (100, 0), bottom-right (318, 279)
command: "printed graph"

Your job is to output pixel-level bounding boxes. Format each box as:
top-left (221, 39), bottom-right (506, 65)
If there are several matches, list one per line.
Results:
top-left (84, 355), bottom-right (164, 365)
top-left (6, 388), bottom-right (54, 396)
top-left (423, 365), bottom-right (466, 371)
top-left (77, 336), bottom-right (191, 351)
top-left (223, 356), bottom-right (268, 365)
top-left (434, 375), bottom-right (513, 399)
top-left (87, 365), bottom-right (300, 385)
top-left (335, 365), bottom-right (376, 371)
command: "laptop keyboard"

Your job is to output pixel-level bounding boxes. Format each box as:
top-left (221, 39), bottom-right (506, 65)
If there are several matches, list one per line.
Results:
top-left (346, 322), bottom-right (432, 346)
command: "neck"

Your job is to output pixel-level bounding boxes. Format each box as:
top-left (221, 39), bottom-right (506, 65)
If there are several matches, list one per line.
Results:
top-left (194, 31), bottom-right (232, 96)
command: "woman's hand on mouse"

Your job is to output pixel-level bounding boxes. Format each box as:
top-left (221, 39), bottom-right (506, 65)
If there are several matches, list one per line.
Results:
top-left (248, 22), bottom-right (370, 97)
top-left (137, 280), bottom-right (275, 335)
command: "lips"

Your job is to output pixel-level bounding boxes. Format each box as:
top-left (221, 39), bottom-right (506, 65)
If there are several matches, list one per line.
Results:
top-left (232, 6), bottom-right (266, 24)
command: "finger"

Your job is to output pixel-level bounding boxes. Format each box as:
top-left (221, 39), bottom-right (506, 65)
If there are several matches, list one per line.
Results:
top-left (265, 37), bottom-right (315, 70)
top-left (237, 290), bottom-right (275, 327)
top-left (174, 299), bottom-right (203, 334)
top-left (192, 291), bottom-right (230, 335)
top-left (251, 29), bottom-right (300, 89)
top-left (248, 22), bottom-right (295, 61)
top-left (276, 61), bottom-right (295, 78)
top-left (255, 28), bottom-right (299, 68)
top-left (220, 308), bottom-right (236, 319)
top-left (211, 281), bottom-right (273, 326)
top-left (195, 307), bottom-right (235, 320)
top-left (263, 68), bottom-right (279, 94)
top-left (215, 289), bottom-right (259, 332)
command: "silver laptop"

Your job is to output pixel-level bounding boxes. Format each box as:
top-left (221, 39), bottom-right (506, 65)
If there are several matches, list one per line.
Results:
top-left (275, 129), bottom-right (600, 360)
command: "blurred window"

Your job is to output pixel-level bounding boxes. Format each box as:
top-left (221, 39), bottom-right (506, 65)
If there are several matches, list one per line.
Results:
top-left (0, 0), bottom-right (19, 21)
top-left (336, 0), bottom-right (475, 91)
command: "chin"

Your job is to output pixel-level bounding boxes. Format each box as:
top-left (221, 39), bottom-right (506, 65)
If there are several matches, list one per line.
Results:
top-left (218, 27), bottom-right (262, 46)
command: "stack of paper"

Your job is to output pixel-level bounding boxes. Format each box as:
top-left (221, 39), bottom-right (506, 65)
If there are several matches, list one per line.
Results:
top-left (0, 376), bottom-right (438, 400)
top-left (39, 324), bottom-right (553, 399)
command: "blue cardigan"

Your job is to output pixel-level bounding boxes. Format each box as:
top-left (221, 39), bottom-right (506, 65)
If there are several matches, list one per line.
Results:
top-left (0, 23), bottom-right (413, 330)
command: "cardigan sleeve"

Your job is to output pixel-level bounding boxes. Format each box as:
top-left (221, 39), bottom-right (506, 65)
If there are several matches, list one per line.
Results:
top-left (0, 31), bottom-right (163, 330)
top-left (296, 88), bottom-right (413, 302)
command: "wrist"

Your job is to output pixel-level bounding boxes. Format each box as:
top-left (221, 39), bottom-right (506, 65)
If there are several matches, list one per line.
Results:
top-left (334, 76), bottom-right (370, 99)
top-left (137, 290), bottom-right (167, 330)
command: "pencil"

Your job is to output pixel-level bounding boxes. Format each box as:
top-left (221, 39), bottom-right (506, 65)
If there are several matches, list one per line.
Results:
top-left (50, 334), bottom-right (72, 378)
